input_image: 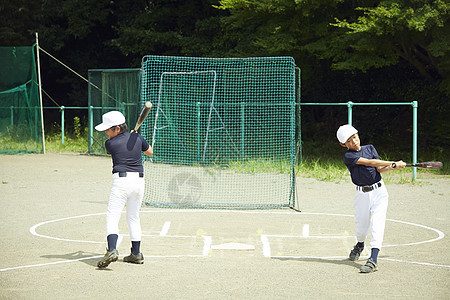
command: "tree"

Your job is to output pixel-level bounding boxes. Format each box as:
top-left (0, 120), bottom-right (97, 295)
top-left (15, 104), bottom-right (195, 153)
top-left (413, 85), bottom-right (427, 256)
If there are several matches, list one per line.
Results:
top-left (326, 1), bottom-right (450, 92)
top-left (113, 0), bottom-right (228, 60)
top-left (0, 1), bottom-right (43, 45)
top-left (216, 0), bottom-right (450, 94)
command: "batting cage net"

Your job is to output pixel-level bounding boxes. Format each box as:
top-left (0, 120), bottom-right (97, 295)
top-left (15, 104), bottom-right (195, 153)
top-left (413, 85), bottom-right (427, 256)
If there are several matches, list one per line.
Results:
top-left (0, 46), bottom-right (44, 154)
top-left (140, 55), bottom-right (298, 209)
top-left (88, 68), bottom-right (141, 155)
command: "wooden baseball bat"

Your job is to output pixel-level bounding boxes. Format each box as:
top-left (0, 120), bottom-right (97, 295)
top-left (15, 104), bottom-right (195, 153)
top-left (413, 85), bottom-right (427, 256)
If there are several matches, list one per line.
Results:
top-left (132, 101), bottom-right (152, 132)
top-left (405, 161), bottom-right (442, 169)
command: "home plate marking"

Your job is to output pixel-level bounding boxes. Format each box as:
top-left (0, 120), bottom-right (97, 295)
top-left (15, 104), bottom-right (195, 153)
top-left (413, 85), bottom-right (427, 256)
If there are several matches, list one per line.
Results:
top-left (211, 242), bottom-right (255, 250)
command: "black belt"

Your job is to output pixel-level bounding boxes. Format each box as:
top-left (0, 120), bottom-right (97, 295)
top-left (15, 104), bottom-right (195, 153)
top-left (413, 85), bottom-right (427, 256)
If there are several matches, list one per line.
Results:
top-left (118, 172), bottom-right (144, 178)
top-left (357, 182), bottom-right (382, 193)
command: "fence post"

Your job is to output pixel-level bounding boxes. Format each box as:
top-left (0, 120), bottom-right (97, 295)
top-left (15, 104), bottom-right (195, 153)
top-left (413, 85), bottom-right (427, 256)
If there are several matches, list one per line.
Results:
top-left (241, 102), bottom-right (246, 157)
top-left (412, 101), bottom-right (418, 180)
top-left (10, 106), bottom-right (13, 125)
top-left (197, 102), bottom-right (201, 161)
top-left (347, 101), bottom-right (354, 124)
top-left (88, 105), bottom-right (93, 154)
top-left (61, 106), bottom-right (65, 144)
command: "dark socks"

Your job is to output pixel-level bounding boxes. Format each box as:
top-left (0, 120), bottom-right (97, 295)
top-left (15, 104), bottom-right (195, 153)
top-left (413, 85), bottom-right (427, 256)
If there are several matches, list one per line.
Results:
top-left (131, 241), bottom-right (141, 255)
top-left (370, 248), bottom-right (380, 262)
top-left (107, 234), bottom-right (118, 251)
top-left (356, 242), bottom-right (364, 249)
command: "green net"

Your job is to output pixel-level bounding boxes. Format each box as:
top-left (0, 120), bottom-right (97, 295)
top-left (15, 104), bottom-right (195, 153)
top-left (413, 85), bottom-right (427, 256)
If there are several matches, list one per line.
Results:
top-left (88, 68), bottom-right (141, 155)
top-left (0, 46), bottom-right (43, 154)
top-left (140, 56), bottom-right (298, 209)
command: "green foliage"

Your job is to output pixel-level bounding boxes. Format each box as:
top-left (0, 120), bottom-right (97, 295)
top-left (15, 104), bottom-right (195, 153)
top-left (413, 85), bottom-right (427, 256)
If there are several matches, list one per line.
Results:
top-left (73, 116), bottom-right (81, 138)
top-left (229, 158), bottom-right (292, 174)
top-left (296, 158), bottom-right (347, 183)
top-left (44, 123), bottom-right (88, 153)
top-left (329, 0), bottom-right (450, 82)
top-left (45, 133), bottom-right (88, 153)
top-left (215, 0), bottom-right (450, 94)
top-left (113, 0), bottom-right (227, 59)
top-left (0, 122), bottom-right (43, 154)
top-left (0, 135), bottom-right (42, 154)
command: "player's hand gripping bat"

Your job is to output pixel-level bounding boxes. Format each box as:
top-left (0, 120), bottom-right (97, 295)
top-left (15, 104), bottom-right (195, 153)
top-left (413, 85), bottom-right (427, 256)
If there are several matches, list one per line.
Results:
top-left (405, 161), bottom-right (443, 169)
top-left (131, 101), bottom-right (152, 133)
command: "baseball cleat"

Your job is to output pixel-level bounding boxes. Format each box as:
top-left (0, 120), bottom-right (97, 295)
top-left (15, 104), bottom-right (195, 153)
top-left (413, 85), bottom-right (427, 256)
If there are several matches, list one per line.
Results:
top-left (360, 258), bottom-right (378, 273)
top-left (349, 244), bottom-right (364, 261)
top-left (97, 249), bottom-right (119, 268)
top-left (123, 251), bottom-right (144, 264)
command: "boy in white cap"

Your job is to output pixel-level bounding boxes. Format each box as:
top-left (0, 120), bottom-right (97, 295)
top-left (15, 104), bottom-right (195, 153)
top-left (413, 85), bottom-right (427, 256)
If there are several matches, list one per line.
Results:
top-left (95, 111), bottom-right (153, 269)
top-left (337, 124), bottom-right (405, 273)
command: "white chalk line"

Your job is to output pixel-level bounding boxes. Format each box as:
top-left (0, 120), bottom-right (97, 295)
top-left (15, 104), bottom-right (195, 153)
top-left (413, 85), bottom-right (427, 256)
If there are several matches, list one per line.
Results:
top-left (265, 234), bottom-right (354, 239)
top-left (29, 212), bottom-right (106, 243)
top-left (380, 258), bottom-right (450, 268)
top-left (8, 210), bottom-right (446, 272)
top-left (383, 218), bottom-right (445, 247)
top-left (0, 255), bottom-right (104, 272)
top-left (160, 221), bottom-right (171, 236)
top-left (1, 233), bottom-right (211, 272)
top-left (14, 213), bottom-right (210, 272)
top-left (267, 255), bottom-right (450, 269)
top-left (0, 253), bottom-right (208, 272)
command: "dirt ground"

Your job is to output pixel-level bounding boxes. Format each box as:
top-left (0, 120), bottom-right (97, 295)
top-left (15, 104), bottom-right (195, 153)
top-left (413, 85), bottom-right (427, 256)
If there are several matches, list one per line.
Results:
top-left (0, 153), bottom-right (449, 299)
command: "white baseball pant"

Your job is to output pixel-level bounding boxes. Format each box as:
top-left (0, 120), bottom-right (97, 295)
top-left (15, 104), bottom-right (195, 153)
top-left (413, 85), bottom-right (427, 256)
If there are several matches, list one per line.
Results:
top-left (106, 172), bottom-right (144, 241)
top-left (353, 180), bottom-right (388, 249)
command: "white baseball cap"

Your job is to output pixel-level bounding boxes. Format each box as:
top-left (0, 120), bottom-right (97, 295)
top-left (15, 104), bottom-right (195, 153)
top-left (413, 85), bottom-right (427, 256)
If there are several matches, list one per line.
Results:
top-left (95, 111), bottom-right (126, 131)
top-left (337, 124), bottom-right (358, 144)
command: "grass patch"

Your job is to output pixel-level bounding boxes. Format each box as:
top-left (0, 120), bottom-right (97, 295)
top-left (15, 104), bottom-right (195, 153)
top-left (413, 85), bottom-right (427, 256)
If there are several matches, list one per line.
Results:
top-left (44, 123), bottom-right (91, 153)
top-left (45, 133), bottom-right (89, 153)
top-left (296, 158), bottom-right (347, 183)
top-left (0, 136), bottom-right (43, 154)
top-left (16, 129), bottom-right (447, 185)
top-left (228, 158), bottom-right (292, 174)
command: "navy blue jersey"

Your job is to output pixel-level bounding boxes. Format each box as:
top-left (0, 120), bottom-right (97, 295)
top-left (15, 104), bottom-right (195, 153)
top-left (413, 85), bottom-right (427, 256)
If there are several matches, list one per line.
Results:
top-left (343, 144), bottom-right (382, 186)
top-left (105, 132), bottom-right (150, 174)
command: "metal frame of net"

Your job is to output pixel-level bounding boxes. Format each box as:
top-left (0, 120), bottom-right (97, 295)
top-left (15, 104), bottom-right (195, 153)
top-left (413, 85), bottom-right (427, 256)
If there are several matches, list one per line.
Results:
top-left (140, 55), bottom-right (298, 209)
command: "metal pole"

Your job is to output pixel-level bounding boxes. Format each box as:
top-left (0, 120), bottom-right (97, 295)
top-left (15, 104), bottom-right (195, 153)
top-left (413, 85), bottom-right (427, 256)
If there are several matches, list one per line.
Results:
top-left (61, 106), bottom-right (65, 144)
top-left (412, 101), bottom-right (418, 180)
top-left (241, 102), bottom-right (245, 157)
top-left (197, 102), bottom-right (201, 161)
top-left (347, 101), bottom-right (353, 125)
top-left (88, 105), bottom-right (93, 154)
top-left (10, 106), bottom-right (13, 125)
top-left (35, 32), bottom-right (46, 153)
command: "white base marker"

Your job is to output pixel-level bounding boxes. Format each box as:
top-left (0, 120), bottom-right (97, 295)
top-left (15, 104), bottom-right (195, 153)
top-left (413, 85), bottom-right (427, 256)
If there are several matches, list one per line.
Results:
top-left (261, 235), bottom-right (271, 257)
top-left (203, 236), bottom-right (212, 256)
top-left (302, 224), bottom-right (310, 237)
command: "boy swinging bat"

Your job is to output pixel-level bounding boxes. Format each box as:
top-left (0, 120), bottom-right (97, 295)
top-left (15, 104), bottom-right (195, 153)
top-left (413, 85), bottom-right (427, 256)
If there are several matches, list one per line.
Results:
top-left (337, 124), bottom-right (405, 273)
top-left (95, 103), bottom-right (153, 269)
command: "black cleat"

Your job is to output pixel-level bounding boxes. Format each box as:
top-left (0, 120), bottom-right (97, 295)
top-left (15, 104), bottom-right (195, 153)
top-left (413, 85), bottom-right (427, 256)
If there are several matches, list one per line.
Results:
top-left (97, 249), bottom-right (119, 268)
top-left (349, 244), bottom-right (364, 261)
top-left (360, 258), bottom-right (378, 273)
top-left (123, 251), bottom-right (144, 264)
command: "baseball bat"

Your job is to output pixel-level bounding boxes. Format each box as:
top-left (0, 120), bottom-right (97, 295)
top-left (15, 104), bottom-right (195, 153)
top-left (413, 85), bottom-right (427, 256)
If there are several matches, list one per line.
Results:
top-left (132, 101), bottom-right (152, 132)
top-left (405, 161), bottom-right (442, 169)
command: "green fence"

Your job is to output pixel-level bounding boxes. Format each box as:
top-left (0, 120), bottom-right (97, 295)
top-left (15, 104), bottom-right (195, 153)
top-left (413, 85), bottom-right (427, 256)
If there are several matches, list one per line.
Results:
top-left (88, 68), bottom-right (141, 155)
top-left (0, 46), bottom-right (44, 154)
